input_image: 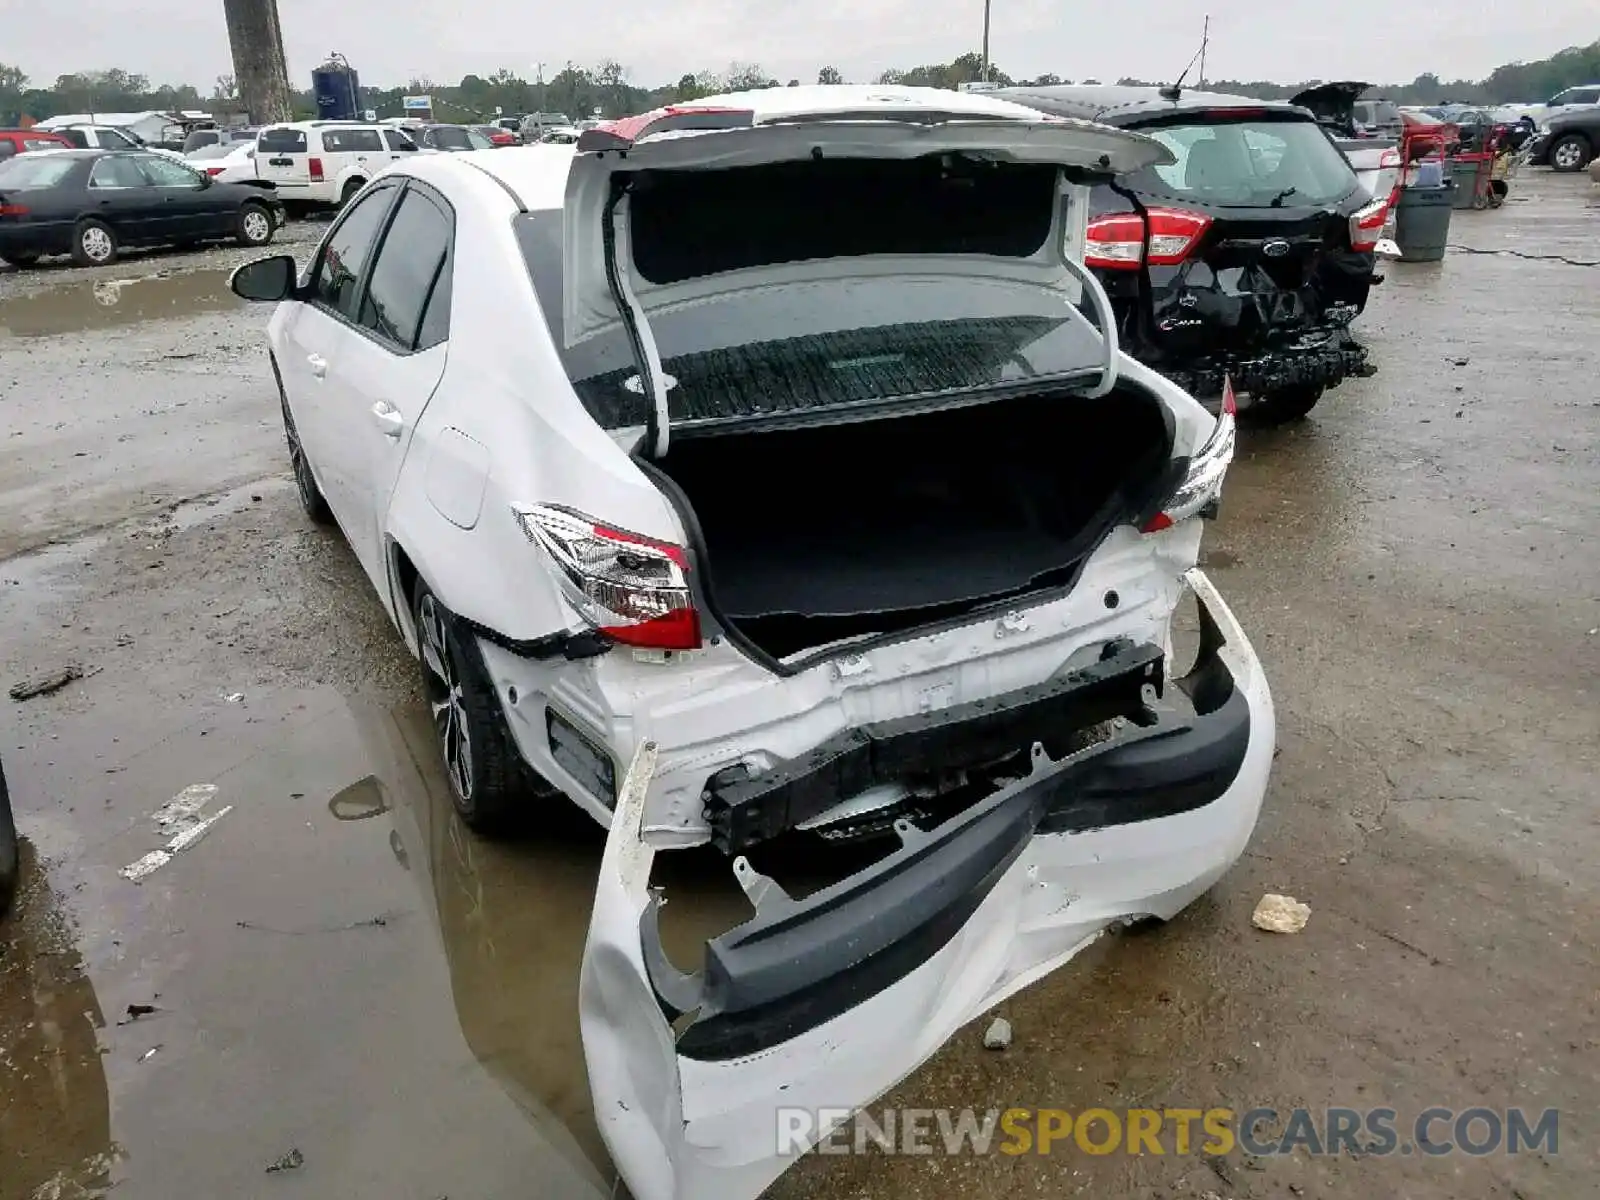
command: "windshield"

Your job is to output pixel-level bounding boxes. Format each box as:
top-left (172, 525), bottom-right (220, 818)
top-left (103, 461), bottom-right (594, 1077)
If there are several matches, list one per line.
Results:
top-left (515, 212), bottom-right (1102, 430)
top-left (0, 155), bottom-right (80, 188)
top-left (1122, 117), bottom-right (1358, 208)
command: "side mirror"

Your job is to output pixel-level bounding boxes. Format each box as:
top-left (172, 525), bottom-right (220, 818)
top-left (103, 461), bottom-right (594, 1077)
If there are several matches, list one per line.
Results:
top-left (230, 255), bottom-right (297, 302)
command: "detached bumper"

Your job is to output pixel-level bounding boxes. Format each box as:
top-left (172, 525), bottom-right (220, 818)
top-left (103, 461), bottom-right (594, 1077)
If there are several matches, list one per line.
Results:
top-left (1169, 335), bottom-right (1377, 401)
top-left (580, 569), bottom-right (1275, 1200)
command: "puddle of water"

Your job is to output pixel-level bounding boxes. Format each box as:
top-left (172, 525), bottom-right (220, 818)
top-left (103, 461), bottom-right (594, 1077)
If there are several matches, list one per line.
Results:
top-left (0, 684), bottom-right (759, 1199)
top-left (0, 269), bottom-right (243, 339)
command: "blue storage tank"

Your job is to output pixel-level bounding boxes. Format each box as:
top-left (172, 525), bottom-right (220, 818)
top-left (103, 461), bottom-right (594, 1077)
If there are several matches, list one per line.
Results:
top-left (312, 66), bottom-right (362, 121)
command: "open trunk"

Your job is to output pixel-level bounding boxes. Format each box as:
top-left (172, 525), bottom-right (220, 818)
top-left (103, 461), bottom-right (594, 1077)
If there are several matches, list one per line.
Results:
top-left (647, 386), bottom-right (1175, 662)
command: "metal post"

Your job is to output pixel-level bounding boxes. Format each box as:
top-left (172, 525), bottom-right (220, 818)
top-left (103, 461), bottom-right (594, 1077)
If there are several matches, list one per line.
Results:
top-left (981, 0), bottom-right (992, 82)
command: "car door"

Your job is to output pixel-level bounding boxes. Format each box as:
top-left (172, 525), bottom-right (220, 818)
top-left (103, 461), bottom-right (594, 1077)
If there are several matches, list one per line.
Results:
top-left (130, 153), bottom-right (216, 239)
top-left (323, 182), bottom-right (454, 592)
top-left (84, 155), bottom-right (162, 243)
top-left (281, 180), bottom-right (404, 541)
top-left (382, 129), bottom-right (418, 160)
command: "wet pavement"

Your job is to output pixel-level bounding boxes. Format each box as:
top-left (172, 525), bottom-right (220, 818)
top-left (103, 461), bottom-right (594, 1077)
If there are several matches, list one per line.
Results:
top-left (2, 175), bottom-right (1597, 1200)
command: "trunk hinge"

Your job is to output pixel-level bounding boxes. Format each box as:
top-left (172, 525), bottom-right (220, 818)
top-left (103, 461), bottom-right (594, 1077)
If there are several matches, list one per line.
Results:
top-left (1061, 254), bottom-right (1120, 398)
top-left (601, 178), bottom-right (671, 459)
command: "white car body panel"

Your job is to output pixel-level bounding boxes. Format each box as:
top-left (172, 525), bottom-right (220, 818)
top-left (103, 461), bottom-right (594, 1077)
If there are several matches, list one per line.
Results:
top-left (582, 568), bottom-right (1273, 1200)
top-left (185, 142), bottom-right (258, 184)
top-left (252, 88), bottom-right (1272, 1200)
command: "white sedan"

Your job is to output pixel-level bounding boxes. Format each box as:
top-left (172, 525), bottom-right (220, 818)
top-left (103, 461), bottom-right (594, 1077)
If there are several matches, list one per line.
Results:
top-left (229, 84), bottom-right (1274, 1200)
top-left (184, 141), bottom-right (258, 184)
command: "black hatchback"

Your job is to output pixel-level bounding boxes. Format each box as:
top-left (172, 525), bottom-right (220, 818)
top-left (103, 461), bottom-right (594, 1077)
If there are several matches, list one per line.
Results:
top-left (0, 149), bottom-right (284, 269)
top-left (999, 85), bottom-right (1387, 421)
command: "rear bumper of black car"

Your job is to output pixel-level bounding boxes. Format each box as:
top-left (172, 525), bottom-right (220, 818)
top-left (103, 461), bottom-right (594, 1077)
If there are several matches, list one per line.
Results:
top-left (1163, 334), bottom-right (1376, 401)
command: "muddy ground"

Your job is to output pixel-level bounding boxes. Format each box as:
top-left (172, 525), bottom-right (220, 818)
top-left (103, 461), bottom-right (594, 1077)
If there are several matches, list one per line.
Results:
top-left (2, 176), bottom-right (1597, 1200)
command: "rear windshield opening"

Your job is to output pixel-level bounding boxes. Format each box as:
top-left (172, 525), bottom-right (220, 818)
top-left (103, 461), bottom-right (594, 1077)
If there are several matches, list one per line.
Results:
top-left (628, 155), bottom-right (1060, 284)
top-left (258, 129), bottom-right (308, 154)
top-left (1122, 118), bottom-right (1358, 208)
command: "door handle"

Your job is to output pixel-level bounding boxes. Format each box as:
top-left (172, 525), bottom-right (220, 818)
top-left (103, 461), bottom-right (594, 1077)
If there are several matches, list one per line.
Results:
top-left (307, 353), bottom-right (328, 378)
top-left (371, 401), bottom-right (405, 438)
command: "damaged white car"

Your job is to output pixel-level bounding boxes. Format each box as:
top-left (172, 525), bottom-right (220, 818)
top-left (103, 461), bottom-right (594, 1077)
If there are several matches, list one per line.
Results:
top-left (230, 85), bottom-right (1275, 1200)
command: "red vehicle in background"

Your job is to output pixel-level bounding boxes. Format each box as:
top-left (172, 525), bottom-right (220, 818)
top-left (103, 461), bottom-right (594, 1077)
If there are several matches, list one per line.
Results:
top-left (0, 128), bottom-right (72, 161)
top-left (471, 124), bottom-right (518, 148)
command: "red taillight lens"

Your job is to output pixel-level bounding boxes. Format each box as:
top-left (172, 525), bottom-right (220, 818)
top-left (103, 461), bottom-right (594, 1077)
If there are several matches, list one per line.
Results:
top-left (1142, 377), bottom-right (1236, 533)
top-left (1085, 207), bottom-right (1212, 270)
top-left (1349, 196), bottom-right (1389, 252)
top-left (0, 204), bottom-right (27, 217)
top-left (206, 167), bottom-right (224, 177)
top-left (308, 157), bottom-right (325, 181)
top-left (516, 505), bottom-right (702, 651)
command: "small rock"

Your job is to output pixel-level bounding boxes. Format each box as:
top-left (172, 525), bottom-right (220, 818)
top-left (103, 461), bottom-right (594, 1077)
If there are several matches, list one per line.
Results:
top-left (1252, 893), bottom-right (1311, 934)
top-left (266, 1148), bottom-right (305, 1173)
top-left (983, 1017), bottom-right (1013, 1050)
top-left (10, 664), bottom-right (83, 701)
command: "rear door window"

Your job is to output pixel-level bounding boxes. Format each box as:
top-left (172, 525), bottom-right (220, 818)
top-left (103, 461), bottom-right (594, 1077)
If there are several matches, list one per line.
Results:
top-left (310, 183), bottom-right (400, 320)
top-left (57, 129), bottom-right (90, 148)
top-left (323, 129), bottom-right (383, 153)
top-left (258, 128), bottom-right (308, 154)
top-left (383, 130), bottom-right (416, 151)
top-left (89, 156), bottom-right (150, 189)
top-left (356, 187), bottom-right (453, 351)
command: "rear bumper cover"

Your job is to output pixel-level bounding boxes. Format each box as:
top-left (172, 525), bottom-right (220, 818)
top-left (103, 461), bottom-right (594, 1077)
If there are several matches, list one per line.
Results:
top-left (580, 568), bottom-right (1274, 1200)
top-left (652, 572), bottom-right (1258, 1061)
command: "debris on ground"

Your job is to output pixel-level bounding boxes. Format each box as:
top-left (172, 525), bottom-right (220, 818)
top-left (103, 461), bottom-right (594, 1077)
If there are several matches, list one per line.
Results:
top-left (118, 1003), bottom-right (158, 1024)
top-left (265, 1148), bottom-right (305, 1173)
top-left (120, 784), bottom-right (233, 882)
top-left (9, 663), bottom-right (84, 701)
top-left (1252, 893), bottom-right (1312, 934)
top-left (137, 1045), bottom-right (162, 1063)
top-left (983, 1017), bottom-right (1013, 1050)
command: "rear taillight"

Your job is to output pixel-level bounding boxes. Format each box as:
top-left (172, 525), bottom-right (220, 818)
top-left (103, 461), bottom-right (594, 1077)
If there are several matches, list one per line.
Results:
top-left (1143, 377), bottom-right (1237, 533)
top-left (1085, 207), bottom-right (1212, 270)
top-left (515, 504), bottom-right (702, 651)
top-left (308, 157), bottom-right (325, 181)
top-left (205, 167), bottom-right (224, 177)
top-left (1349, 196), bottom-right (1389, 252)
top-left (0, 204), bottom-right (27, 217)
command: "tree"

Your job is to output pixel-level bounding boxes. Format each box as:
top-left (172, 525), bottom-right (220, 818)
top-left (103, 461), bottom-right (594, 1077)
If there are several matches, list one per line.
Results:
top-left (212, 74), bottom-right (237, 102)
top-left (675, 73), bottom-right (703, 101)
top-left (0, 64), bottom-right (27, 97)
top-left (787, 79), bottom-right (800, 87)
top-left (817, 65), bottom-right (844, 86)
top-left (723, 62), bottom-right (769, 92)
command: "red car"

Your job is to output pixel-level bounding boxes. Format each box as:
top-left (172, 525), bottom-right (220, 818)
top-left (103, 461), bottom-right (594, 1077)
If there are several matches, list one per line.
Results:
top-left (471, 124), bottom-right (518, 148)
top-left (0, 128), bottom-right (72, 161)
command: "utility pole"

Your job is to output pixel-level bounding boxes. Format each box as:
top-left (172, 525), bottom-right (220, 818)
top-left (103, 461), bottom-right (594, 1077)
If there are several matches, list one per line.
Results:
top-left (1198, 14), bottom-right (1210, 88)
top-left (981, 0), bottom-right (992, 82)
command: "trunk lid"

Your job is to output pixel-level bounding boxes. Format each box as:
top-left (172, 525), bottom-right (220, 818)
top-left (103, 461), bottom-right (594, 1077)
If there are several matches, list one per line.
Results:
top-left (1290, 81), bottom-right (1371, 137)
top-left (561, 87), bottom-right (1170, 352)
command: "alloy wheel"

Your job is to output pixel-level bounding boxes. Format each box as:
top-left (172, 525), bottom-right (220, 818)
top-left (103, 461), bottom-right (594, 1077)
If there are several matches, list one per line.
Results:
top-left (1552, 141), bottom-right (1584, 170)
top-left (419, 595), bottom-right (473, 803)
top-left (242, 209), bottom-right (272, 243)
top-left (81, 227), bottom-right (113, 262)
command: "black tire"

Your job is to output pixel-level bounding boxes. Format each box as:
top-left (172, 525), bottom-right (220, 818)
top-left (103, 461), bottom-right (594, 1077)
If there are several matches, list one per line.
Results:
top-left (0, 755), bottom-right (18, 921)
top-left (412, 579), bottom-right (522, 832)
top-left (0, 251), bottom-right (40, 268)
top-left (278, 378), bottom-right (334, 525)
top-left (71, 218), bottom-right (118, 267)
top-left (236, 201), bottom-right (275, 247)
top-left (1548, 133), bottom-right (1592, 173)
top-left (1250, 384), bottom-right (1324, 425)
top-left (340, 178), bottom-right (365, 206)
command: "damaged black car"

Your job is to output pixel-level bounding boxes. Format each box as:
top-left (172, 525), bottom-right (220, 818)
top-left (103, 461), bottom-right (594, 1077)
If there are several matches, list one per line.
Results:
top-left (1000, 85), bottom-right (1386, 421)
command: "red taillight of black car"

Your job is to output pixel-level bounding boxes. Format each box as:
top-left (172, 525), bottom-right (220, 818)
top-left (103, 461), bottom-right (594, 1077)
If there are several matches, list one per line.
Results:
top-left (1085, 207), bottom-right (1213, 270)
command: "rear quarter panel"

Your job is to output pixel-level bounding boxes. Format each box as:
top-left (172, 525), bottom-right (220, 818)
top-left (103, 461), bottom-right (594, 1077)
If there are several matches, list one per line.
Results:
top-left (381, 166), bottom-right (682, 648)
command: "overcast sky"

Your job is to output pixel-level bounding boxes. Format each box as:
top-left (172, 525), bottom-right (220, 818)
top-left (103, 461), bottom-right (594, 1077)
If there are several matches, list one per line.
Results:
top-left (7, 0), bottom-right (1595, 93)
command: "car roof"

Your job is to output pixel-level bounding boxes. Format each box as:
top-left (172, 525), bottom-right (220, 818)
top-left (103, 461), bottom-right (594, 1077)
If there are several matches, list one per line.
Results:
top-left (441, 143), bottom-right (577, 211)
top-left (995, 84), bottom-right (1309, 124)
